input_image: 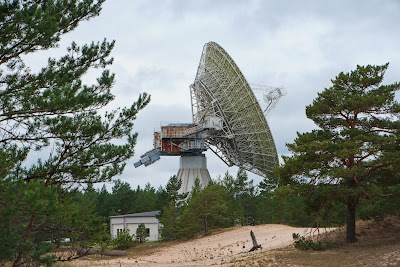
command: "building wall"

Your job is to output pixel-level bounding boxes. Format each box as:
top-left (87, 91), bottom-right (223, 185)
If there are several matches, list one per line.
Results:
top-left (110, 216), bottom-right (160, 242)
top-left (111, 223), bottom-right (124, 238)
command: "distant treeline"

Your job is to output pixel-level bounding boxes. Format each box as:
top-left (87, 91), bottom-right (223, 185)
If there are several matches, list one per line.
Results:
top-left (83, 169), bottom-right (346, 240)
top-left (79, 168), bottom-right (396, 241)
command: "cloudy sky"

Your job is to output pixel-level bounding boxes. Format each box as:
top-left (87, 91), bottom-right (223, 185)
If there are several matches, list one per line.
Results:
top-left (32, 0), bottom-right (400, 189)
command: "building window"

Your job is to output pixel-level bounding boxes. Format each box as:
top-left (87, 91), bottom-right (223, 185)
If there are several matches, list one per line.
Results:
top-left (117, 228), bottom-right (123, 236)
top-left (145, 228), bottom-right (150, 235)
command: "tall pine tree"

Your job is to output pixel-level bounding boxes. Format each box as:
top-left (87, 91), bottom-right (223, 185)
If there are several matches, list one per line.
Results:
top-left (278, 64), bottom-right (400, 242)
top-left (0, 1), bottom-right (149, 265)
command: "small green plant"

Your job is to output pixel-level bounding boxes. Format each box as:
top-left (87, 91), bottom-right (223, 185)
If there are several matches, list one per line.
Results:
top-left (113, 229), bottom-right (136, 250)
top-left (136, 223), bottom-right (149, 243)
top-left (292, 233), bottom-right (336, 251)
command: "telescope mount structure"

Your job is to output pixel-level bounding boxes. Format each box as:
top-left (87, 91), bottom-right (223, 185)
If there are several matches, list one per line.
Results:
top-left (134, 42), bottom-right (283, 194)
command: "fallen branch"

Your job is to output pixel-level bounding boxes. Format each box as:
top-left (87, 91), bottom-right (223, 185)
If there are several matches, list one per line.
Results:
top-left (76, 247), bottom-right (127, 257)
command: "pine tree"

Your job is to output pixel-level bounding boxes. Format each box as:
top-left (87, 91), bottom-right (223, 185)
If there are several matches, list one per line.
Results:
top-left (111, 179), bottom-right (136, 214)
top-left (181, 184), bottom-right (228, 235)
top-left (166, 175), bottom-right (186, 204)
top-left (136, 223), bottom-right (149, 243)
top-left (159, 203), bottom-right (179, 241)
top-left (0, 1), bottom-right (150, 265)
top-left (190, 177), bottom-right (202, 199)
top-left (278, 64), bottom-right (400, 242)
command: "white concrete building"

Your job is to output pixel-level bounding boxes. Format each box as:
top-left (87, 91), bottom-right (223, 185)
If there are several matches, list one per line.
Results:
top-left (110, 211), bottom-right (161, 242)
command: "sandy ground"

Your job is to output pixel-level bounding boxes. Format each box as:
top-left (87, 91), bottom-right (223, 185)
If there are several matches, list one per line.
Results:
top-left (75, 224), bottom-right (331, 267)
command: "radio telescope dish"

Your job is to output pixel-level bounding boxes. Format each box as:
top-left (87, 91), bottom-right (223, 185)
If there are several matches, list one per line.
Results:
top-left (135, 42), bottom-right (281, 193)
top-left (190, 42), bottom-right (279, 177)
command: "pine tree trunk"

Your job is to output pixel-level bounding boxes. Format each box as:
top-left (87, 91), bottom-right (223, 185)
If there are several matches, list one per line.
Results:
top-left (13, 254), bottom-right (22, 267)
top-left (204, 215), bottom-right (208, 234)
top-left (346, 179), bottom-right (357, 243)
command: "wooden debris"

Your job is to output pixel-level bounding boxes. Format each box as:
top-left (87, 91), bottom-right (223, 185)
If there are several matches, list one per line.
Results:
top-left (249, 230), bottom-right (262, 252)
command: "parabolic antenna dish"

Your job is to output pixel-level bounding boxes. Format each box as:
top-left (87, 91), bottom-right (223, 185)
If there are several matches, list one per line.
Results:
top-left (190, 42), bottom-right (279, 177)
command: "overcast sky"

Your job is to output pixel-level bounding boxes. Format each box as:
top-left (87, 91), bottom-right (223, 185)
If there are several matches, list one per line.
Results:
top-left (30, 0), bottom-right (400, 189)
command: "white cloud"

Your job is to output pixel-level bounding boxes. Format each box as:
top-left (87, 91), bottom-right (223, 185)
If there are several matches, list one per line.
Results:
top-left (22, 0), bottom-right (400, 189)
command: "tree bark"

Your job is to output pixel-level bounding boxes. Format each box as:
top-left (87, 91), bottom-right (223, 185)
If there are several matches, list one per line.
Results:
top-left (249, 230), bottom-right (262, 252)
top-left (346, 179), bottom-right (357, 243)
top-left (204, 214), bottom-right (208, 234)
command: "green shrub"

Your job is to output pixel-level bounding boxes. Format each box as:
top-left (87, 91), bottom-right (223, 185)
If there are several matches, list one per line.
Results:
top-left (113, 229), bottom-right (136, 250)
top-left (292, 233), bottom-right (336, 251)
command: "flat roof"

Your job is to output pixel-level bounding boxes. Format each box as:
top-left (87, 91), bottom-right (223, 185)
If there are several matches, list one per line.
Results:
top-left (164, 123), bottom-right (194, 127)
top-left (110, 210), bottom-right (160, 218)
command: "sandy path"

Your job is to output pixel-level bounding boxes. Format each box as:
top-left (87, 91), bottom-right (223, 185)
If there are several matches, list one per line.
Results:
top-left (76, 224), bottom-right (324, 267)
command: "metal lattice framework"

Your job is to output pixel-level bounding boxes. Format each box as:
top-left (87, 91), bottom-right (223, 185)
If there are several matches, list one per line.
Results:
top-left (190, 42), bottom-right (279, 177)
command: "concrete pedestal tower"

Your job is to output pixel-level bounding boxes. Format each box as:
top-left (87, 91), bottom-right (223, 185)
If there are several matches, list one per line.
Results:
top-left (176, 154), bottom-right (211, 194)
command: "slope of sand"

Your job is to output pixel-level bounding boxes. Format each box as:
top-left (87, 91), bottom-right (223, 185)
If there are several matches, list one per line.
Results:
top-left (75, 224), bottom-right (330, 267)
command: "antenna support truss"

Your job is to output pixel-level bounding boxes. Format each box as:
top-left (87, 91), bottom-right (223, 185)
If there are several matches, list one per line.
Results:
top-left (134, 42), bottom-right (283, 181)
top-left (250, 84), bottom-right (287, 116)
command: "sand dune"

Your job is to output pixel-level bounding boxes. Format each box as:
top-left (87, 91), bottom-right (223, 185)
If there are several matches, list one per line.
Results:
top-left (75, 224), bottom-right (329, 266)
